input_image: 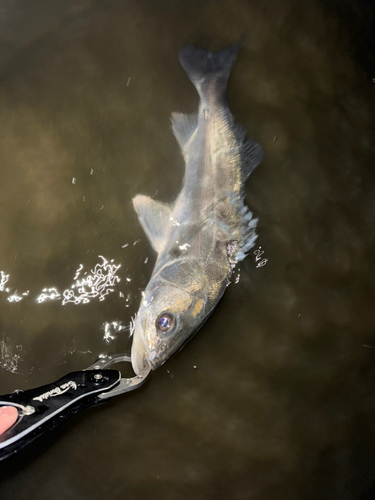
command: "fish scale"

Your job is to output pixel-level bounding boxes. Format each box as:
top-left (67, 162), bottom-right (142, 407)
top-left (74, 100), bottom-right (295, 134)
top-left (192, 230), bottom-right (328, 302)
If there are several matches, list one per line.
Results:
top-left (131, 43), bottom-right (264, 374)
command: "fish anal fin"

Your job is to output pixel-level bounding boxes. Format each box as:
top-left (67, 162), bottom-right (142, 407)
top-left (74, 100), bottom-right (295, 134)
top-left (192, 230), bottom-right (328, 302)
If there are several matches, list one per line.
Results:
top-left (234, 123), bottom-right (264, 180)
top-left (132, 195), bottom-right (172, 253)
top-left (233, 123), bottom-right (247, 144)
top-left (171, 112), bottom-right (197, 153)
top-left (241, 138), bottom-right (264, 180)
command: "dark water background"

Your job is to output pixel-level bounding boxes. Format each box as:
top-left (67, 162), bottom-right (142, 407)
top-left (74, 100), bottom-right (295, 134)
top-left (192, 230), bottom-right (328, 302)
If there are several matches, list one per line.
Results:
top-left (0, 0), bottom-right (374, 498)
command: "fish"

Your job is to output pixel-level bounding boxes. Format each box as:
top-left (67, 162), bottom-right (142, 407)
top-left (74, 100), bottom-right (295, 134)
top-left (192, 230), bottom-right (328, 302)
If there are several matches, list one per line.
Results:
top-left (131, 42), bottom-right (264, 374)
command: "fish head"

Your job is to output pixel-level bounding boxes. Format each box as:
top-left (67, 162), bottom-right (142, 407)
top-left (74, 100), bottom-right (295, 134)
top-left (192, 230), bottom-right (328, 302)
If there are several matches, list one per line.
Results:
top-left (131, 283), bottom-right (206, 374)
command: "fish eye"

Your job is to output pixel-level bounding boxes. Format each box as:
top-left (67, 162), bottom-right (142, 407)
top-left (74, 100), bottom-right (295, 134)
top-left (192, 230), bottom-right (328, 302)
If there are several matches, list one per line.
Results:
top-left (156, 312), bottom-right (176, 334)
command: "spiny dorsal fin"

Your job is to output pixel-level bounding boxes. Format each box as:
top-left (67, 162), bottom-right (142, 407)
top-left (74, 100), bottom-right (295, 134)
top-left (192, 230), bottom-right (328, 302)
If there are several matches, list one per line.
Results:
top-left (132, 195), bottom-right (172, 253)
top-left (171, 112), bottom-right (197, 155)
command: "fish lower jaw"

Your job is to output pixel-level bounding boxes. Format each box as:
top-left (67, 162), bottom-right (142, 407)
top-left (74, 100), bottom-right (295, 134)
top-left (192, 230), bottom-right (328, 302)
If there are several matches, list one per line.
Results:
top-left (131, 349), bottom-right (150, 375)
top-left (131, 335), bottom-right (150, 374)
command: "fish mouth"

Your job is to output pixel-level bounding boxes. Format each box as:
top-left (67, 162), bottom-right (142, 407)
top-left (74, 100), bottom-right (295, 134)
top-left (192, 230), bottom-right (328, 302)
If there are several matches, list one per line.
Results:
top-left (131, 330), bottom-right (150, 375)
top-left (131, 312), bottom-right (154, 374)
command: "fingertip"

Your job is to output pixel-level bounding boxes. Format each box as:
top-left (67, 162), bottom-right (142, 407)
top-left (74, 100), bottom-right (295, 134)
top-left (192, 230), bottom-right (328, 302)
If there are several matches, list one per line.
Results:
top-left (0, 406), bottom-right (18, 434)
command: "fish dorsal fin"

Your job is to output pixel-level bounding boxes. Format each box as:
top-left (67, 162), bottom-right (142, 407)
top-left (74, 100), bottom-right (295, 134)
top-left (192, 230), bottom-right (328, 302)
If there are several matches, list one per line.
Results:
top-left (132, 195), bottom-right (172, 253)
top-left (234, 123), bottom-right (264, 180)
top-left (171, 112), bottom-right (198, 154)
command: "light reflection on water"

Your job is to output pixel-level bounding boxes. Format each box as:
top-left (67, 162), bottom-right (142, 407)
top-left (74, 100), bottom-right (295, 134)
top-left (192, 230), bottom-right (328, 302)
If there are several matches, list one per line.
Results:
top-left (254, 246), bottom-right (268, 268)
top-left (0, 255), bottom-right (122, 306)
top-left (0, 271), bottom-right (9, 292)
top-left (101, 319), bottom-right (130, 343)
top-left (0, 339), bottom-right (25, 374)
top-left (61, 256), bottom-right (121, 305)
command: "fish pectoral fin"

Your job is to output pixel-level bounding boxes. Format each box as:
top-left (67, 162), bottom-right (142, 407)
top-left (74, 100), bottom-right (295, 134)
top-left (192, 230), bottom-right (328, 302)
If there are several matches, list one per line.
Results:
top-left (171, 112), bottom-right (198, 154)
top-left (132, 195), bottom-right (172, 253)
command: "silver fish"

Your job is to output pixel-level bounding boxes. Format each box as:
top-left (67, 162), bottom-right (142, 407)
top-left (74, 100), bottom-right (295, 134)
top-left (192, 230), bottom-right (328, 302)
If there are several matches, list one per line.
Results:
top-left (131, 43), bottom-right (264, 374)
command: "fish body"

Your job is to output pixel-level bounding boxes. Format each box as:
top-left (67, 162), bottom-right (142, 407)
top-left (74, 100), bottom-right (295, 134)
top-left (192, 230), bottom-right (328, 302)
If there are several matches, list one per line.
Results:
top-left (131, 43), bottom-right (264, 374)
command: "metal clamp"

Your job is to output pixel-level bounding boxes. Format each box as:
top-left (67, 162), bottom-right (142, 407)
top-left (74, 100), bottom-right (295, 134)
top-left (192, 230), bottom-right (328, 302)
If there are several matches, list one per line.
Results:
top-left (86, 353), bottom-right (150, 399)
top-left (0, 354), bottom-right (150, 461)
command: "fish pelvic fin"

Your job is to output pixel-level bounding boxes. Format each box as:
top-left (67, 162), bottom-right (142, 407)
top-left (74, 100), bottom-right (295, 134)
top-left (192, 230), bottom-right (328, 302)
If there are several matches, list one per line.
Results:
top-left (179, 42), bottom-right (240, 101)
top-left (171, 112), bottom-right (198, 156)
top-left (132, 195), bottom-right (171, 253)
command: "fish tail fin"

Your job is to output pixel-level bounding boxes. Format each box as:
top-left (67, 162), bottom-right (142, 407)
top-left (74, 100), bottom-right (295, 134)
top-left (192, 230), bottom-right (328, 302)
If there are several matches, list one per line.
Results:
top-left (179, 41), bottom-right (241, 100)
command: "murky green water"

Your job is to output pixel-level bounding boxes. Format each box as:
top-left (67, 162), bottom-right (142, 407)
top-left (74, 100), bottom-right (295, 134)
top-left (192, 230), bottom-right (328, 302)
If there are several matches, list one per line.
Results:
top-left (0, 0), bottom-right (374, 498)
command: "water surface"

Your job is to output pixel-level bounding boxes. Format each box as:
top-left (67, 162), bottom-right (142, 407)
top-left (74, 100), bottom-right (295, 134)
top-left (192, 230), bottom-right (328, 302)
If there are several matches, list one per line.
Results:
top-left (0, 1), bottom-right (375, 499)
